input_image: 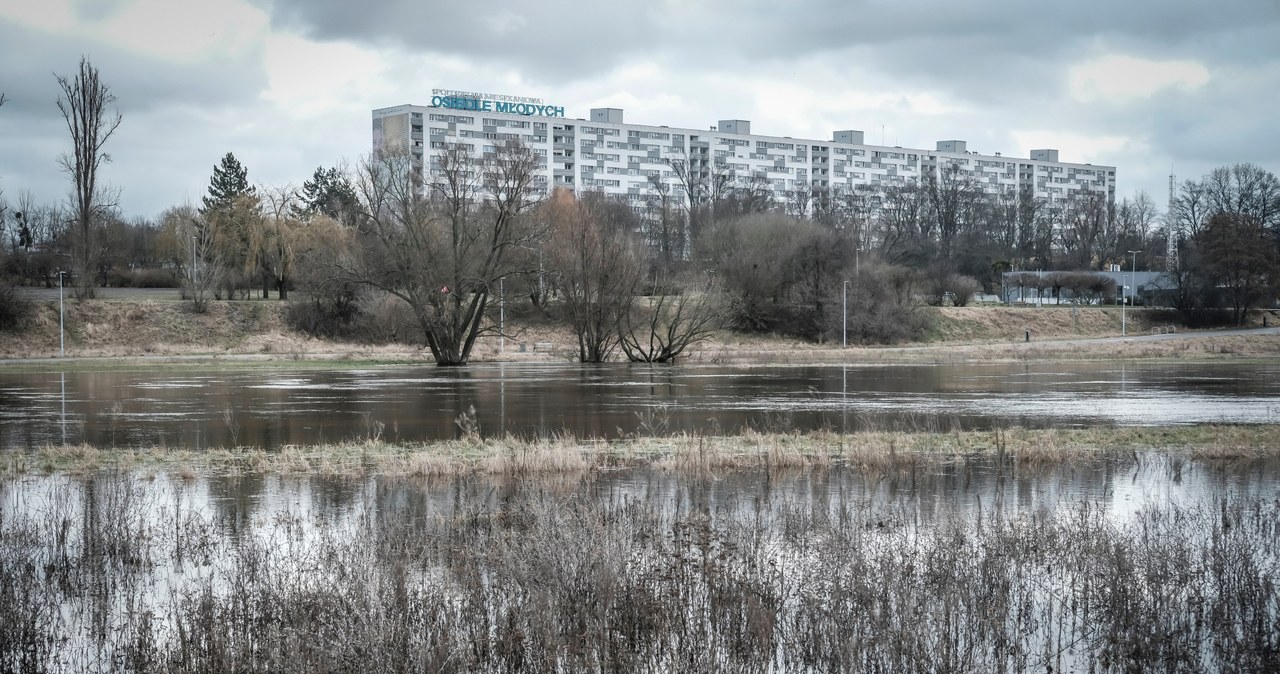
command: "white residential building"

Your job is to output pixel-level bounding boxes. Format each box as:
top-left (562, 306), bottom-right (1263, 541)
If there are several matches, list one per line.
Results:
top-left (373, 91), bottom-right (1116, 212)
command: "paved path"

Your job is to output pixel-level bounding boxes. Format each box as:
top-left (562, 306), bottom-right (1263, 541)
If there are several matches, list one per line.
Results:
top-left (881, 326), bottom-right (1280, 353)
top-left (15, 287), bottom-right (183, 301)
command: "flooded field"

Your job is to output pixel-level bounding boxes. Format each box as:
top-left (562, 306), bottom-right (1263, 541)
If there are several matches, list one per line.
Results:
top-left (4, 359), bottom-right (1277, 671)
top-left (2, 455), bottom-right (1278, 672)
top-left (3, 361), bottom-right (1280, 450)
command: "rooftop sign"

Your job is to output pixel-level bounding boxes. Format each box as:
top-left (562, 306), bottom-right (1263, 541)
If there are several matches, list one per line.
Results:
top-left (430, 88), bottom-right (565, 118)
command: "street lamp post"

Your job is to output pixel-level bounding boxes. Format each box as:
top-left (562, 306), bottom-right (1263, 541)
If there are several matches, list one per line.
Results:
top-left (1121, 281), bottom-right (1127, 336)
top-left (499, 277), bottom-right (505, 354)
top-left (1124, 250), bottom-right (1140, 336)
top-left (58, 270), bottom-right (66, 357)
top-left (842, 280), bottom-right (850, 347)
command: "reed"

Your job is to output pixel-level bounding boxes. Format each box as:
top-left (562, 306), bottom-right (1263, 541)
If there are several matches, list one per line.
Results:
top-left (1, 467), bottom-right (1276, 672)
top-left (4, 423), bottom-right (1279, 480)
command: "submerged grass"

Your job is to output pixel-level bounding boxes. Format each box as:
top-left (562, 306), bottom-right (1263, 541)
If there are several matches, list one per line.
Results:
top-left (1, 466), bottom-right (1277, 673)
top-left (5, 424), bottom-right (1278, 479)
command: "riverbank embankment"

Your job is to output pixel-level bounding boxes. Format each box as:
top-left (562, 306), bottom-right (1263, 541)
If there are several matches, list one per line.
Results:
top-left (3, 296), bottom-right (1279, 365)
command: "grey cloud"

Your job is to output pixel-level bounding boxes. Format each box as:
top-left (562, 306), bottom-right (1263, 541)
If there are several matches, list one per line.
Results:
top-left (254, 0), bottom-right (1279, 96)
top-left (0, 21), bottom-right (267, 122)
top-left (0, 20), bottom-right (271, 217)
top-left (258, 0), bottom-right (665, 82)
top-left (72, 0), bottom-right (134, 23)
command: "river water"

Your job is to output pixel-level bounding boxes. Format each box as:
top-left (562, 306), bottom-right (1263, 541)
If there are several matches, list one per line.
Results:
top-left (2, 361), bottom-right (1279, 450)
top-left (4, 359), bottom-right (1279, 671)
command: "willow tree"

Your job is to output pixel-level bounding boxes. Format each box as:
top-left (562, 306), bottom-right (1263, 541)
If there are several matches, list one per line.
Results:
top-left (347, 140), bottom-right (543, 365)
top-left (251, 186), bottom-right (300, 300)
top-left (56, 57), bottom-right (122, 300)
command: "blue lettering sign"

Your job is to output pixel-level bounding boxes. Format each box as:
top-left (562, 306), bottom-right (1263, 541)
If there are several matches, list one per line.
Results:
top-left (435, 96), bottom-right (564, 117)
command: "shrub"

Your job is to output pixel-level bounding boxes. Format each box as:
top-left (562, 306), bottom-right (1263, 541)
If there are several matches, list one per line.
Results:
top-left (0, 282), bottom-right (31, 332)
top-left (924, 268), bottom-right (982, 307)
top-left (285, 296), bottom-right (358, 339)
top-left (948, 275), bottom-right (982, 307)
top-left (825, 263), bottom-right (932, 344)
top-left (130, 268), bottom-right (178, 288)
top-left (285, 289), bottom-right (418, 344)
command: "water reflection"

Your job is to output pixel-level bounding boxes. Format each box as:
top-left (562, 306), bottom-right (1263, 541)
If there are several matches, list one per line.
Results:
top-left (2, 361), bottom-right (1278, 450)
top-left (79, 454), bottom-right (1264, 534)
top-left (3, 455), bottom-right (1278, 673)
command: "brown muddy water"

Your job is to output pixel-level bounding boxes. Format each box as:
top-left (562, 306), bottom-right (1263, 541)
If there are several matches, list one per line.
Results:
top-left (2, 456), bottom-right (1278, 672)
top-left (3, 361), bottom-right (1280, 450)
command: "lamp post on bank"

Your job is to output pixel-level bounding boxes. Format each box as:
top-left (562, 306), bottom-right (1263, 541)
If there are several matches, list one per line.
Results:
top-left (1125, 250), bottom-right (1140, 336)
top-left (1126, 250), bottom-right (1146, 337)
top-left (842, 280), bottom-right (850, 347)
top-left (58, 270), bottom-right (66, 357)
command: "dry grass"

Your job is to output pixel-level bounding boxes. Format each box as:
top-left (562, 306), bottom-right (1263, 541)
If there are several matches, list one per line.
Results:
top-left (698, 332), bottom-right (1280, 365)
top-left (0, 299), bottom-right (435, 362)
top-left (4, 459), bottom-right (1276, 672)
top-left (7, 424), bottom-right (1278, 480)
top-left (2, 298), bottom-right (1275, 366)
top-left (929, 305), bottom-right (1138, 342)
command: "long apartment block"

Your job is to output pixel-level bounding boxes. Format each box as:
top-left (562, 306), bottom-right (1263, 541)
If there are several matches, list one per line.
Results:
top-left (373, 93), bottom-right (1116, 209)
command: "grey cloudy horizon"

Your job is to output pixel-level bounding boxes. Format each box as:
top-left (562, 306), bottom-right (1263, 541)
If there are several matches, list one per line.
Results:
top-left (1, 0), bottom-right (1278, 221)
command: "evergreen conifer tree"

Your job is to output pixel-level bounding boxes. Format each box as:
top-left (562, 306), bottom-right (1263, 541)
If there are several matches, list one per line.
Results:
top-left (201, 152), bottom-right (254, 214)
top-left (293, 166), bottom-right (358, 221)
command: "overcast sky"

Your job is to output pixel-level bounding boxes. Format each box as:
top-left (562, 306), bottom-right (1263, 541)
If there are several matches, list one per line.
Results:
top-left (2, 0), bottom-right (1278, 221)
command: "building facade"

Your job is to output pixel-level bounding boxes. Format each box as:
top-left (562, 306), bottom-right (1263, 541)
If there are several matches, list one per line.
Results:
top-left (373, 92), bottom-right (1116, 213)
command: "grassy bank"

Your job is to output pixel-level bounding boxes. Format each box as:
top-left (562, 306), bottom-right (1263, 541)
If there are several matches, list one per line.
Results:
top-left (7, 424), bottom-right (1278, 479)
top-left (5, 296), bottom-right (1277, 365)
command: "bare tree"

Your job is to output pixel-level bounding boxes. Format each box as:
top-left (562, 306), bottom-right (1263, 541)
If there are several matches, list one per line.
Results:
top-left (160, 205), bottom-right (220, 312)
top-left (56, 57), bottom-right (122, 300)
top-left (666, 148), bottom-right (736, 246)
top-left (878, 182), bottom-right (929, 265)
top-left (728, 174), bottom-right (774, 215)
top-left (618, 270), bottom-right (725, 363)
top-left (1197, 212), bottom-right (1279, 325)
top-left (666, 149), bottom-right (707, 244)
top-left (346, 140), bottom-right (543, 365)
top-left (923, 161), bottom-right (986, 263)
top-left (544, 191), bottom-right (645, 362)
top-left (1059, 191), bottom-right (1110, 270)
top-left (1108, 191), bottom-right (1158, 269)
top-left (0, 93), bottom-right (5, 229)
top-left (785, 184), bottom-right (812, 220)
top-left (644, 175), bottom-right (686, 269)
top-left (700, 213), bottom-right (805, 331)
top-left (1168, 178), bottom-right (1210, 241)
top-left (836, 184), bottom-right (877, 251)
top-left (1203, 163), bottom-right (1280, 233)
